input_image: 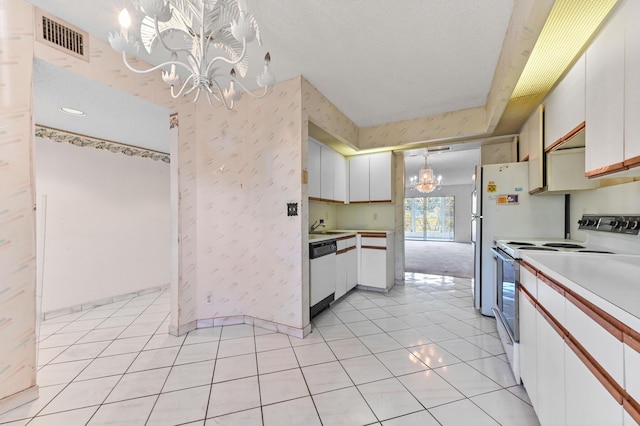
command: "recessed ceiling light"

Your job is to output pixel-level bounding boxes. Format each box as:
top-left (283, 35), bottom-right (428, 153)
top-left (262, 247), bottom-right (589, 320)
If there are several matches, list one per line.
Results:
top-left (60, 107), bottom-right (85, 116)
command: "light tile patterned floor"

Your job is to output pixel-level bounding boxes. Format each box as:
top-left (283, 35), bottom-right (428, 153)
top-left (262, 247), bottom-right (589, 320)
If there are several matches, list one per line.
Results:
top-left (0, 273), bottom-right (540, 425)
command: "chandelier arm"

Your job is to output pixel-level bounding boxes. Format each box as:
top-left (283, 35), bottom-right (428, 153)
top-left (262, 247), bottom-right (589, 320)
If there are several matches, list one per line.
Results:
top-left (153, 17), bottom-right (200, 69)
top-left (170, 74), bottom-right (198, 98)
top-left (121, 51), bottom-right (195, 76)
top-left (204, 38), bottom-right (248, 77)
top-left (229, 77), bottom-right (269, 98)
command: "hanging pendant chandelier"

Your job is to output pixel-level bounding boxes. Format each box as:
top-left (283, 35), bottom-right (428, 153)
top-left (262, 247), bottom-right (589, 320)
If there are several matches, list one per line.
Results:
top-left (108, 0), bottom-right (276, 108)
top-left (414, 154), bottom-right (443, 193)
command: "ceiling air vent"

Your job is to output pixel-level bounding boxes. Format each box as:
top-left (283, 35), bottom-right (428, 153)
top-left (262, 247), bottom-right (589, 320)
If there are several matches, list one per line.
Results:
top-left (35, 9), bottom-right (89, 62)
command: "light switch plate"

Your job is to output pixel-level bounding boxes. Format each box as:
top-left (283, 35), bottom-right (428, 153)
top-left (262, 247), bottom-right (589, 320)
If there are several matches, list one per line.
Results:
top-left (287, 203), bottom-right (298, 216)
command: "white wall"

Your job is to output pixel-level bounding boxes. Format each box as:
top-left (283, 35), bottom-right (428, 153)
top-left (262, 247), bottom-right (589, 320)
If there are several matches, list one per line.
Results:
top-left (336, 203), bottom-right (396, 230)
top-left (569, 180), bottom-right (640, 241)
top-left (404, 184), bottom-right (474, 243)
top-left (35, 137), bottom-right (171, 313)
top-left (309, 200), bottom-right (338, 231)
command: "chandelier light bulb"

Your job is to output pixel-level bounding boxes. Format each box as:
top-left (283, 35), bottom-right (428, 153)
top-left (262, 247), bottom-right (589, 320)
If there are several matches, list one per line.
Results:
top-left (119, 9), bottom-right (131, 28)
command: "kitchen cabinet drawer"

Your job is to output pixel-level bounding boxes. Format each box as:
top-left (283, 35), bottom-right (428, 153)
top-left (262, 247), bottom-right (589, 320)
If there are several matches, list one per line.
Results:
top-left (564, 298), bottom-right (623, 384)
top-left (519, 261), bottom-right (537, 297)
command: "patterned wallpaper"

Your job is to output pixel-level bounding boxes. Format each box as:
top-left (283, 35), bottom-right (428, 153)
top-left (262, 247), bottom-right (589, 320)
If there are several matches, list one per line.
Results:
top-left (301, 78), bottom-right (360, 148)
top-left (195, 77), bottom-right (307, 333)
top-left (0, 0), bottom-right (37, 404)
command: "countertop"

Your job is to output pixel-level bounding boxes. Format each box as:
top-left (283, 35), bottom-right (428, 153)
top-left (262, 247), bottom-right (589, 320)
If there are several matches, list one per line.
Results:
top-left (522, 252), bottom-right (640, 330)
top-left (308, 229), bottom-right (393, 242)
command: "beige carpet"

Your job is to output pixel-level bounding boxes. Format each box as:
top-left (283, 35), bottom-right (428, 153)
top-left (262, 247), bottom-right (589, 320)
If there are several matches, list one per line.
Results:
top-left (404, 240), bottom-right (474, 279)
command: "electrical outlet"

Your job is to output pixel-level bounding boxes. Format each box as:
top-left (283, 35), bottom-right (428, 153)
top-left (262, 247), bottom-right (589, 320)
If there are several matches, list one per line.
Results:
top-left (205, 292), bottom-right (213, 304)
top-left (287, 203), bottom-right (298, 216)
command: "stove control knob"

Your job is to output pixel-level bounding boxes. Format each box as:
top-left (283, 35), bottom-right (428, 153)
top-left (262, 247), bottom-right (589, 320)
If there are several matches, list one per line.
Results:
top-left (587, 219), bottom-right (598, 226)
top-left (577, 219), bottom-right (585, 226)
top-left (632, 221), bottom-right (640, 230)
top-left (623, 221), bottom-right (632, 229)
top-left (609, 220), bottom-right (621, 228)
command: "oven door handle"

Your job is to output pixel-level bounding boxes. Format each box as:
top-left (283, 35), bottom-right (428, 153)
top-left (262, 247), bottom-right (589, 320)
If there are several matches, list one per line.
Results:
top-left (490, 247), bottom-right (515, 266)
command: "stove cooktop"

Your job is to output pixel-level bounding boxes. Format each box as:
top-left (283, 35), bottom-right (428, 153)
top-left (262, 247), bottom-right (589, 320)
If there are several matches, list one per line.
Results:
top-left (495, 238), bottom-right (612, 259)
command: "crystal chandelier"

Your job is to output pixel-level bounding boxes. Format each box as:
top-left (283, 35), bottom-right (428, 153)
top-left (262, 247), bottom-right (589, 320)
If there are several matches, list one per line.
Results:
top-left (108, 0), bottom-right (276, 108)
top-left (414, 154), bottom-right (442, 193)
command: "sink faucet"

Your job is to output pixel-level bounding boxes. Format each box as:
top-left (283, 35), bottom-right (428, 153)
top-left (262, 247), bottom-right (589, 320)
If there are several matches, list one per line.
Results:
top-left (310, 219), bottom-right (325, 232)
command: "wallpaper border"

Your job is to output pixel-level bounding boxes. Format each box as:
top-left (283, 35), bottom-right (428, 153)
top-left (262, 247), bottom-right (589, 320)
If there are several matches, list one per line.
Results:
top-left (35, 125), bottom-right (171, 163)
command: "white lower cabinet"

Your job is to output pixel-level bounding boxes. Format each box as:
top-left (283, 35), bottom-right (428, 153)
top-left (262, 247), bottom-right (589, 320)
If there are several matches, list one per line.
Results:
top-left (536, 310), bottom-right (566, 426)
top-left (346, 249), bottom-right (357, 292)
top-left (358, 233), bottom-right (394, 291)
top-left (625, 341), bottom-right (640, 425)
top-left (335, 236), bottom-right (357, 300)
top-left (519, 290), bottom-right (538, 408)
top-left (565, 346), bottom-right (623, 426)
top-left (335, 250), bottom-right (347, 300)
top-left (519, 268), bottom-right (640, 426)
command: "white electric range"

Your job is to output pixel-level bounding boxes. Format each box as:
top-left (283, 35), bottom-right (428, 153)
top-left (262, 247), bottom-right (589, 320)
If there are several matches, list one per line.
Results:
top-left (491, 214), bottom-right (640, 381)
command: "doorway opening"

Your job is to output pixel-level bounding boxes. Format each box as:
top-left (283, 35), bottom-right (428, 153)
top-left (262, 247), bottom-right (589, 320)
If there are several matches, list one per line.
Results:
top-left (404, 196), bottom-right (455, 241)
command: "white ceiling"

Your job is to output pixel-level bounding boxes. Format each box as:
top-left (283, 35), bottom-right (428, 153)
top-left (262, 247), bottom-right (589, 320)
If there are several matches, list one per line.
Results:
top-left (28, 0), bottom-right (515, 151)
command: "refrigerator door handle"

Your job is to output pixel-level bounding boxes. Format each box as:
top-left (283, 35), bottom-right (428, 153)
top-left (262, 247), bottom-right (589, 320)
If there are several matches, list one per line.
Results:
top-left (471, 214), bottom-right (483, 221)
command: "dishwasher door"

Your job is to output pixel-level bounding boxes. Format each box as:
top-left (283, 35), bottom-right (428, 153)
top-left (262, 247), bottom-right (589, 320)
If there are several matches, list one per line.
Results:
top-left (310, 240), bottom-right (337, 317)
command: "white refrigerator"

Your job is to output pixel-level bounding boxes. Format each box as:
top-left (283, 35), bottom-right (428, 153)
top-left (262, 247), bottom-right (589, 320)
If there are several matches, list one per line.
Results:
top-left (472, 162), bottom-right (564, 316)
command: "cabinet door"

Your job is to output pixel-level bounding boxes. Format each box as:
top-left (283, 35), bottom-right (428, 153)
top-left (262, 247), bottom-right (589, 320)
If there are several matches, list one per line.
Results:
top-left (519, 116), bottom-right (530, 161)
top-left (544, 54), bottom-right (586, 150)
top-left (320, 145), bottom-right (334, 201)
top-left (308, 139), bottom-right (321, 199)
top-left (333, 151), bottom-right (347, 203)
top-left (565, 345), bottom-right (623, 426)
top-left (349, 156), bottom-right (370, 202)
top-left (360, 248), bottom-right (387, 289)
top-left (519, 291), bottom-right (538, 408)
top-left (585, 5), bottom-right (625, 175)
top-left (625, 341), bottom-right (640, 423)
top-left (536, 278), bottom-right (566, 426)
top-left (536, 311), bottom-right (566, 426)
top-left (369, 152), bottom-right (392, 202)
top-left (625, 0), bottom-right (640, 166)
top-left (527, 105), bottom-right (544, 193)
top-left (346, 248), bottom-right (357, 291)
top-left (335, 252), bottom-right (347, 300)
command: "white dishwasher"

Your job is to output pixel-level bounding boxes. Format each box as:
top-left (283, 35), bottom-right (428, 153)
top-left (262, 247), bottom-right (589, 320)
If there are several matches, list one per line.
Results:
top-left (309, 239), bottom-right (337, 318)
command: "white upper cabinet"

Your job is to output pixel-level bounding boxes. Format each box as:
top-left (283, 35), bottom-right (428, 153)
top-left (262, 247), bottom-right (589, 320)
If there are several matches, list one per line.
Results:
top-left (585, 4), bottom-right (625, 177)
top-left (625, 0), bottom-right (640, 168)
top-left (320, 145), bottom-right (334, 201)
top-left (369, 152), bottom-right (393, 202)
top-left (544, 54), bottom-right (586, 150)
top-left (308, 138), bottom-right (321, 199)
top-left (522, 105), bottom-right (544, 193)
top-left (308, 138), bottom-right (347, 203)
top-left (333, 151), bottom-right (347, 203)
top-left (349, 155), bottom-right (370, 202)
top-left (349, 152), bottom-right (393, 203)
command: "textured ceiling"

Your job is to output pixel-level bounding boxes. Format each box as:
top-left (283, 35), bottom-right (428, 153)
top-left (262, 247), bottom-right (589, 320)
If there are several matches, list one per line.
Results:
top-left (28, 0), bottom-right (515, 137)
